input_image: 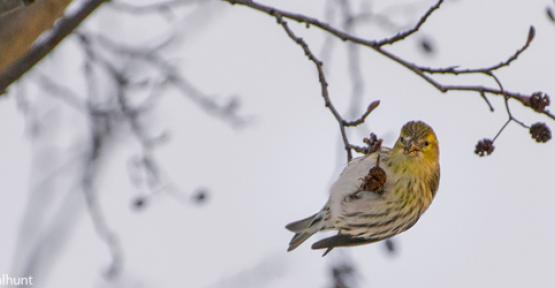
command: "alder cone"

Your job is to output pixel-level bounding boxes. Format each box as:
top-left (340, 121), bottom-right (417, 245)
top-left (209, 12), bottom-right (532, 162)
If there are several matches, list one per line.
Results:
top-left (361, 166), bottom-right (387, 192)
top-left (530, 122), bottom-right (551, 143)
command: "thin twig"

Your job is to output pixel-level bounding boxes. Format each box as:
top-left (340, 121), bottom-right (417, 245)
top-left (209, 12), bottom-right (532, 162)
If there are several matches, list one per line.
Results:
top-left (416, 27), bottom-right (535, 74)
top-left (278, 19), bottom-right (353, 160)
top-left (492, 119), bottom-right (511, 142)
top-left (479, 92), bottom-right (494, 112)
top-left (277, 18), bottom-right (379, 162)
top-left (375, 0), bottom-right (443, 47)
top-left (222, 0), bottom-right (555, 130)
top-left (34, 74), bottom-right (88, 112)
top-left (343, 100), bottom-right (380, 127)
top-left (82, 118), bottom-right (123, 279)
top-left (90, 33), bottom-right (249, 128)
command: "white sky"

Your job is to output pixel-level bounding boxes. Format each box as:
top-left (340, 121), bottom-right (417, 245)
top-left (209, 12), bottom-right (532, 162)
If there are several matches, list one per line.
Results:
top-left (1, 0), bottom-right (555, 287)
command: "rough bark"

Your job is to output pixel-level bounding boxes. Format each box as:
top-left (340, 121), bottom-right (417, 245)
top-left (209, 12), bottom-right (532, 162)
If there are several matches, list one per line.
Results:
top-left (0, 0), bottom-right (73, 73)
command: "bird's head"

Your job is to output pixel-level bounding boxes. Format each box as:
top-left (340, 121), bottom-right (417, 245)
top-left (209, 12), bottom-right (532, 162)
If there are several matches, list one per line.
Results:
top-left (392, 121), bottom-right (439, 165)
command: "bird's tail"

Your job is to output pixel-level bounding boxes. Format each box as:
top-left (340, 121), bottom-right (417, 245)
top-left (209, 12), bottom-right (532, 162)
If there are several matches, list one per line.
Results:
top-left (285, 209), bottom-right (328, 252)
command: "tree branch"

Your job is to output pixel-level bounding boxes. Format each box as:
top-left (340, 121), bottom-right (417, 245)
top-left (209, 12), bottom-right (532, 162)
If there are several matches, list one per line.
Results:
top-left (0, 0), bottom-right (73, 72)
top-left (223, 0), bottom-right (553, 152)
top-left (277, 18), bottom-right (379, 162)
top-left (224, 0), bottom-right (553, 118)
top-left (375, 0), bottom-right (443, 47)
top-left (416, 26), bottom-right (535, 74)
top-left (0, 0), bottom-right (107, 94)
top-left (88, 33), bottom-right (249, 128)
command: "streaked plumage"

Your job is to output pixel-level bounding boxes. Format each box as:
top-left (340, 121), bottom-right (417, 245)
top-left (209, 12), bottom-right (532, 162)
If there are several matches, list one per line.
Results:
top-left (286, 121), bottom-right (440, 255)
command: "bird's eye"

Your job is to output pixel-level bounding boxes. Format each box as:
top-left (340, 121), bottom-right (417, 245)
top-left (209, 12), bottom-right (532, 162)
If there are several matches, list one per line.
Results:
top-left (423, 141), bottom-right (430, 147)
top-left (400, 137), bottom-right (405, 143)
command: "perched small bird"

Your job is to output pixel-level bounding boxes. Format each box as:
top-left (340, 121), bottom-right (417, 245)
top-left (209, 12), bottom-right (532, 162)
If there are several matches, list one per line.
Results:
top-left (286, 121), bottom-right (440, 255)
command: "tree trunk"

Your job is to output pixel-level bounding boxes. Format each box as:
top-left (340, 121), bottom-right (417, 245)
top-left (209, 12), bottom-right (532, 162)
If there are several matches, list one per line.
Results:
top-left (0, 0), bottom-right (73, 73)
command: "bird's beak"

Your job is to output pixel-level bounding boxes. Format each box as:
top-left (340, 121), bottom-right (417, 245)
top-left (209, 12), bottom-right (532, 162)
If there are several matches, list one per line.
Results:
top-left (404, 142), bottom-right (420, 155)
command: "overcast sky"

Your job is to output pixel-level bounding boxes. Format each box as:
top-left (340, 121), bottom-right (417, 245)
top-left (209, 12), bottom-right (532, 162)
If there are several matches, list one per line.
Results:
top-left (1, 0), bottom-right (555, 288)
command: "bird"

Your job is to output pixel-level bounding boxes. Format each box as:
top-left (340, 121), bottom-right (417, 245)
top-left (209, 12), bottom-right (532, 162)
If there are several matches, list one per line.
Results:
top-left (286, 121), bottom-right (440, 255)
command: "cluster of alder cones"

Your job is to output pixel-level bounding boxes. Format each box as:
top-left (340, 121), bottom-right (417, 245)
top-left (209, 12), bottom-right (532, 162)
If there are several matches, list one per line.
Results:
top-left (475, 92), bottom-right (551, 157)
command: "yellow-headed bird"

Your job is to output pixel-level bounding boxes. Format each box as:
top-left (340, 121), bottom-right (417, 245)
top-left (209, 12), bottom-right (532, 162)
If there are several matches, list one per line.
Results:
top-left (286, 121), bottom-right (440, 255)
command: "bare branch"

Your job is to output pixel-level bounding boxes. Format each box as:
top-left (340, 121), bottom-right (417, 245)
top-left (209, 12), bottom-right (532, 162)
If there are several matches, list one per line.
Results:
top-left (89, 33), bottom-right (250, 128)
top-left (278, 19), bottom-right (352, 160)
top-left (0, 0), bottom-right (72, 73)
top-left (222, 0), bottom-right (383, 47)
top-left (375, 0), bottom-right (443, 47)
top-left (82, 117), bottom-right (123, 279)
top-left (0, 0), bottom-right (107, 94)
top-left (34, 74), bottom-right (87, 112)
top-left (223, 0), bottom-right (554, 159)
top-left (479, 92), bottom-right (495, 112)
top-left (277, 18), bottom-right (379, 162)
top-left (222, 0), bottom-right (554, 130)
top-left (417, 26), bottom-right (535, 74)
top-left (343, 100), bottom-right (380, 127)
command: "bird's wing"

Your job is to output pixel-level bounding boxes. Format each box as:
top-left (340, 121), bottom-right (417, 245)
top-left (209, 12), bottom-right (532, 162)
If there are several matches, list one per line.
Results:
top-left (330, 151), bottom-right (388, 199)
top-left (327, 149), bottom-right (392, 221)
top-left (327, 154), bottom-right (376, 216)
top-left (332, 156), bottom-right (374, 196)
top-left (311, 233), bottom-right (386, 256)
